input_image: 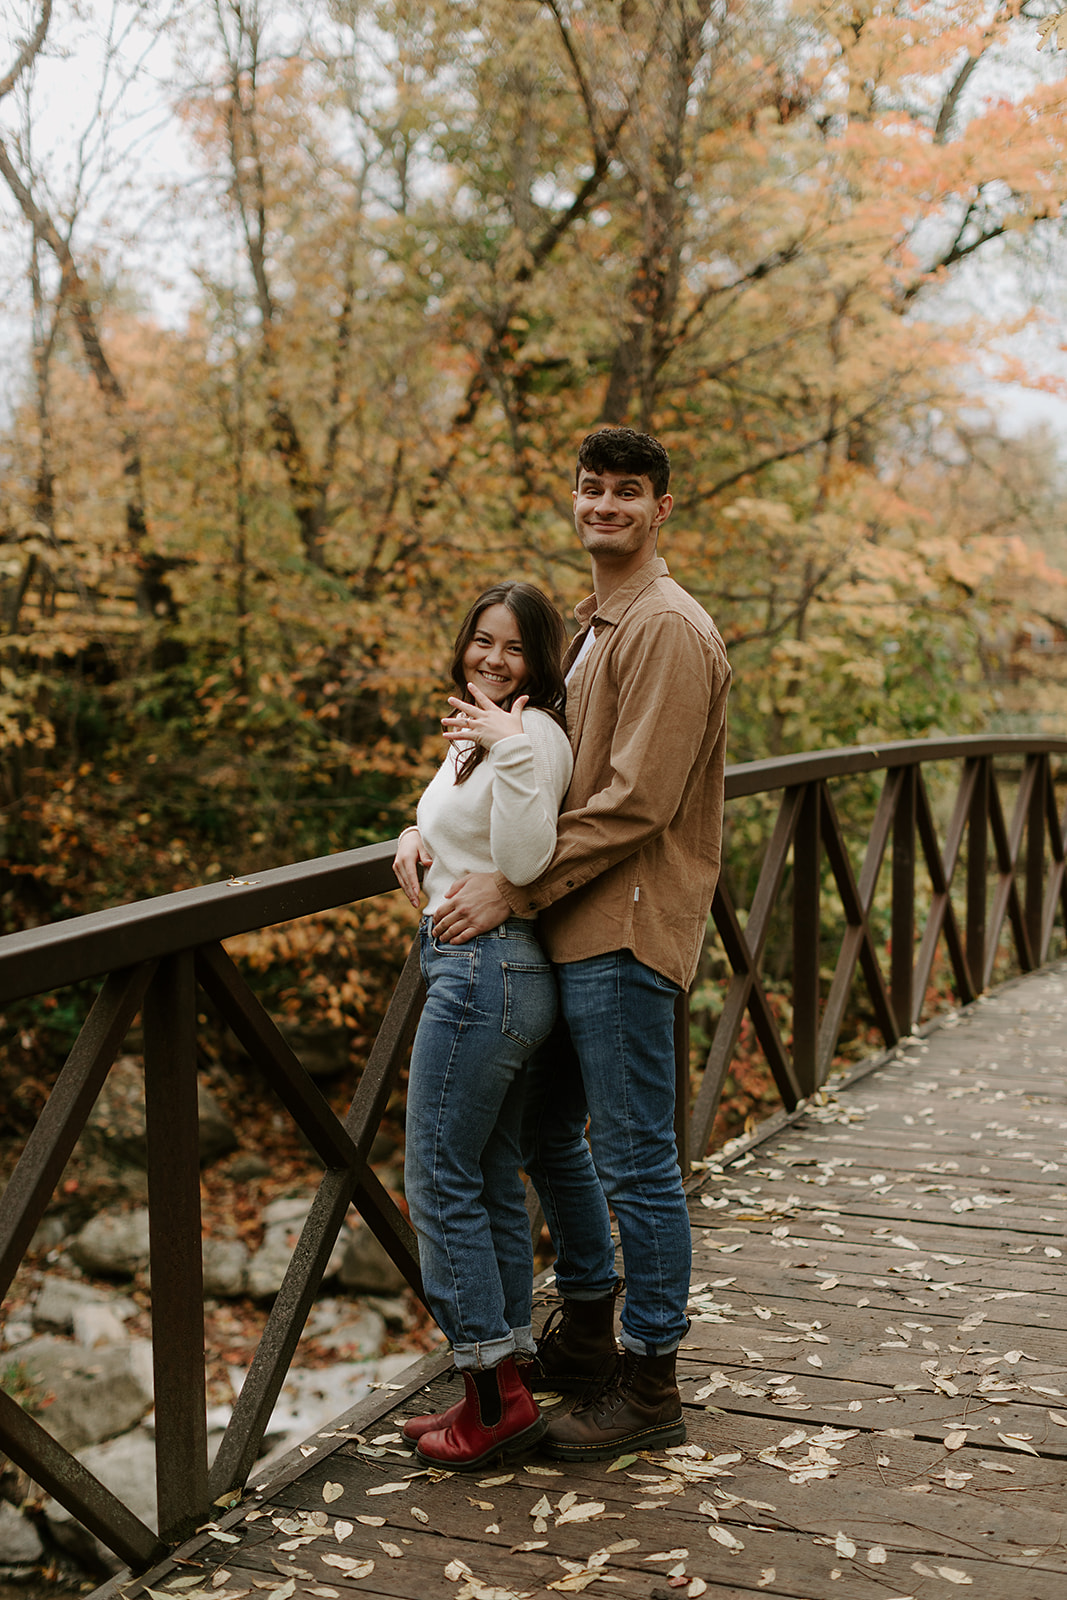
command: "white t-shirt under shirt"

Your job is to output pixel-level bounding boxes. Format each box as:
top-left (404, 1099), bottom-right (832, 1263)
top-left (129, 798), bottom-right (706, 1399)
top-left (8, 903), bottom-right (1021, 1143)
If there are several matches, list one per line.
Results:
top-left (416, 708), bottom-right (574, 918)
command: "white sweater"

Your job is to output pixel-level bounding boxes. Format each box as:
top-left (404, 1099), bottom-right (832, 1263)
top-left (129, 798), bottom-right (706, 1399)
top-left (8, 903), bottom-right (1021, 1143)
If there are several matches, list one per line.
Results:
top-left (416, 708), bottom-right (574, 918)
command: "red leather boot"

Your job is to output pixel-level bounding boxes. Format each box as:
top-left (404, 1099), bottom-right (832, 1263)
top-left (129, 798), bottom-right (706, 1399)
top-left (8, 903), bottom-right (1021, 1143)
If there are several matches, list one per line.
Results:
top-left (415, 1357), bottom-right (546, 1469)
top-left (402, 1393), bottom-right (465, 1445)
top-left (403, 1363), bottom-right (537, 1444)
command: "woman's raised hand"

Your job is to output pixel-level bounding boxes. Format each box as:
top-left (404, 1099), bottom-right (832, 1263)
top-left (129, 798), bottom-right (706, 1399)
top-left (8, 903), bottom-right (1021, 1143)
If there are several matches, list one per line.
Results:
top-left (442, 684), bottom-right (529, 749)
top-left (392, 827), bottom-right (431, 908)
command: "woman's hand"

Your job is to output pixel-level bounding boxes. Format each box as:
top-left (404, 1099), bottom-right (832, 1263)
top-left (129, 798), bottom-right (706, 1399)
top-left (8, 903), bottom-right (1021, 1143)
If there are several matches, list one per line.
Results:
top-left (393, 827), bottom-right (431, 909)
top-left (442, 684), bottom-right (529, 749)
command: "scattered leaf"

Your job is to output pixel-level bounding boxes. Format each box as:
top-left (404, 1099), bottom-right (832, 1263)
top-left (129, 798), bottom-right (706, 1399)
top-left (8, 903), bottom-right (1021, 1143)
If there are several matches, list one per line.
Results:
top-left (556, 1501), bottom-right (605, 1525)
top-left (322, 1483), bottom-right (344, 1505)
top-left (997, 1433), bottom-right (1040, 1455)
top-left (321, 1556), bottom-right (374, 1579)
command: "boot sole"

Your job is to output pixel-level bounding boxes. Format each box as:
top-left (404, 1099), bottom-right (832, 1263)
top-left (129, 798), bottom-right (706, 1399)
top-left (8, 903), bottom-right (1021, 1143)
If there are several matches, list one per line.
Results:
top-left (541, 1418), bottom-right (686, 1461)
top-left (415, 1414), bottom-right (548, 1472)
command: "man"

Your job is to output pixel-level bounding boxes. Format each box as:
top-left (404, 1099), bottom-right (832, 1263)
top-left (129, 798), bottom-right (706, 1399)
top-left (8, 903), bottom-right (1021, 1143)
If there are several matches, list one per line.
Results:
top-left (432, 427), bottom-right (731, 1458)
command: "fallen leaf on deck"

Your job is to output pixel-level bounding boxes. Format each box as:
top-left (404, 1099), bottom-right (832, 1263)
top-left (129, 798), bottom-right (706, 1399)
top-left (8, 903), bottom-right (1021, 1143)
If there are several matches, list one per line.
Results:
top-left (411, 1507), bottom-right (429, 1524)
top-left (322, 1483), bottom-right (344, 1504)
top-left (944, 1430), bottom-right (968, 1450)
top-left (867, 1546), bottom-right (887, 1564)
top-left (366, 1481), bottom-right (412, 1495)
top-left (756, 1572), bottom-right (776, 1589)
top-left (511, 1542), bottom-right (549, 1553)
top-left (445, 1560), bottom-right (473, 1581)
top-left (321, 1556), bottom-right (374, 1579)
top-left (211, 1576), bottom-right (231, 1591)
top-left (605, 1455), bottom-right (638, 1471)
top-left (355, 1514), bottom-right (385, 1526)
top-left (333, 1520), bottom-right (353, 1541)
top-left (308, 1589), bottom-right (339, 1598)
top-left (1048, 1411), bottom-right (1067, 1427)
top-left (556, 1501), bottom-right (606, 1525)
top-left (378, 1542), bottom-right (404, 1558)
top-left (997, 1433), bottom-right (1040, 1455)
top-left (644, 1550), bottom-right (689, 1562)
top-left (834, 1533), bottom-right (856, 1559)
top-left (708, 1526), bottom-right (744, 1552)
top-left (546, 1573), bottom-right (603, 1593)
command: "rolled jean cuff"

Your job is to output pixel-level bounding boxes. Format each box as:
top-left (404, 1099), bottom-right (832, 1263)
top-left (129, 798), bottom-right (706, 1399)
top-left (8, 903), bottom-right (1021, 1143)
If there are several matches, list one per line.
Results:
top-left (452, 1329), bottom-right (532, 1372)
top-left (620, 1328), bottom-right (681, 1359)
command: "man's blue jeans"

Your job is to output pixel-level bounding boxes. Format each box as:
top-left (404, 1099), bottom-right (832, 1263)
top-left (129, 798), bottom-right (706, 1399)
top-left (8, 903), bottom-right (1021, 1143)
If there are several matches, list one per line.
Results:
top-left (521, 950), bottom-right (691, 1356)
top-left (404, 919), bottom-right (557, 1371)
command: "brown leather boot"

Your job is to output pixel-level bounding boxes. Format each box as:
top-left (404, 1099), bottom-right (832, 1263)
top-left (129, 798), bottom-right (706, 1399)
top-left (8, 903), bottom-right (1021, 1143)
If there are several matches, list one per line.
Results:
top-left (540, 1348), bottom-right (685, 1459)
top-left (522, 1284), bottom-right (622, 1394)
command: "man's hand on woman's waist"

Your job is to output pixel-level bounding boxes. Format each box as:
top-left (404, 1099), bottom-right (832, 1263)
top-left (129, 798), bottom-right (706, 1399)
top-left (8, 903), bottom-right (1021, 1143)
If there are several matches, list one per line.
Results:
top-left (432, 873), bottom-right (512, 943)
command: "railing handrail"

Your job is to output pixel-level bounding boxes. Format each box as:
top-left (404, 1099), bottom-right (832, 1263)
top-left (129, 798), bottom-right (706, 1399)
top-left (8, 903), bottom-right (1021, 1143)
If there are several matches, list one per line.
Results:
top-left (723, 734), bottom-right (1067, 797)
top-left (0, 840), bottom-right (398, 1005)
top-left (4, 736), bottom-right (1065, 1004)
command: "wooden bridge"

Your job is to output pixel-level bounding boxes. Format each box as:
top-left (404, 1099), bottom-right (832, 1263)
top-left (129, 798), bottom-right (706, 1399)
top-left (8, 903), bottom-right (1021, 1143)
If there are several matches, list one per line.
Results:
top-left (2, 735), bottom-right (1067, 1599)
top-left (98, 957), bottom-right (1067, 1600)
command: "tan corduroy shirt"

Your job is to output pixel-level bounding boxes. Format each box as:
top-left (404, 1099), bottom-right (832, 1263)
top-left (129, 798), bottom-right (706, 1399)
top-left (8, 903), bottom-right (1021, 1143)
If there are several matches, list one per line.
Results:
top-left (498, 556), bottom-right (731, 990)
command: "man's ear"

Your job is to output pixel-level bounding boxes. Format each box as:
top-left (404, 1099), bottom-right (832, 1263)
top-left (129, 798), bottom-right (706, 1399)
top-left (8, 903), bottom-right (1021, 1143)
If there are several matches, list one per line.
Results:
top-left (654, 492), bottom-right (673, 528)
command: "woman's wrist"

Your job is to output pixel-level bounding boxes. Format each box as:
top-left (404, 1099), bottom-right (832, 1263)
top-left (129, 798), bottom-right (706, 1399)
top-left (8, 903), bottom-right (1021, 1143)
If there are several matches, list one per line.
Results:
top-left (397, 824), bottom-right (421, 841)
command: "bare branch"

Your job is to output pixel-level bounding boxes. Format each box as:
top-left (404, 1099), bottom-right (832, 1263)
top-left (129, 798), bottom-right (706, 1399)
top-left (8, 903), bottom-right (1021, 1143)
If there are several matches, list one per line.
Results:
top-left (0, 0), bottom-right (51, 104)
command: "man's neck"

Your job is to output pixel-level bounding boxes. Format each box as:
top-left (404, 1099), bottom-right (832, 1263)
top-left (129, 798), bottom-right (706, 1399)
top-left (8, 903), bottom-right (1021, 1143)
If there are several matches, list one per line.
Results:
top-left (591, 550), bottom-right (656, 607)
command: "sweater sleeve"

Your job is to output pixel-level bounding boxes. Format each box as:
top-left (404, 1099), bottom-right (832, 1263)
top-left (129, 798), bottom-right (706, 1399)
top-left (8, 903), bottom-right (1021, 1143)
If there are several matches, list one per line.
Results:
top-left (487, 710), bottom-right (574, 886)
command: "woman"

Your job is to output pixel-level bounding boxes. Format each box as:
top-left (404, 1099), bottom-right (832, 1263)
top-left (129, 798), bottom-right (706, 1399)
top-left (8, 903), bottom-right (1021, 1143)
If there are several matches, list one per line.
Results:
top-left (392, 582), bottom-right (573, 1470)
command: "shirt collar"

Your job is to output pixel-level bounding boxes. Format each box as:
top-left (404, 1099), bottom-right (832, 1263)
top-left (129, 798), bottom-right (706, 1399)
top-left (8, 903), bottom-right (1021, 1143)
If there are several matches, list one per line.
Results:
top-left (573, 555), bottom-right (669, 629)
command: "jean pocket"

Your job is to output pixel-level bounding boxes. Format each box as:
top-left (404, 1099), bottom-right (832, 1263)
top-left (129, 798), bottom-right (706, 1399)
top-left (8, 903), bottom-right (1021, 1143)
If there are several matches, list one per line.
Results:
top-left (501, 962), bottom-right (556, 1049)
top-left (650, 967), bottom-right (682, 994)
top-left (428, 932), bottom-right (478, 958)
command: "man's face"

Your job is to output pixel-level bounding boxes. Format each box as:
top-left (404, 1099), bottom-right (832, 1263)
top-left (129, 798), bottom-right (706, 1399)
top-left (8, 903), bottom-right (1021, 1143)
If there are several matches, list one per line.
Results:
top-left (573, 466), bottom-right (672, 565)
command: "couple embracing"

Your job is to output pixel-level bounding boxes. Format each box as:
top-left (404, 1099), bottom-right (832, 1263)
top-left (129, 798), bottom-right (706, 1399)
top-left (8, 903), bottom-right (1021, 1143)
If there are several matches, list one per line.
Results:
top-left (392, 427), bottom-right (731, 1470)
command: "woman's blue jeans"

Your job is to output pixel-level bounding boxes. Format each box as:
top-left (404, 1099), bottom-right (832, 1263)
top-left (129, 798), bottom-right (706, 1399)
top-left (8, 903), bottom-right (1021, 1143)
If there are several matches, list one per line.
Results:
top-left (521, 950), bottom-right (691, 1356)
top-left (404, 918), bottom-right (557, 1371)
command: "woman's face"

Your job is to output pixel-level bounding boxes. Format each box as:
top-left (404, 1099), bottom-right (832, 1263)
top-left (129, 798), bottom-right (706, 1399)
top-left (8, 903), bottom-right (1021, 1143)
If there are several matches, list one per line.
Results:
top-left (461, 603), bottom-right (530, 704)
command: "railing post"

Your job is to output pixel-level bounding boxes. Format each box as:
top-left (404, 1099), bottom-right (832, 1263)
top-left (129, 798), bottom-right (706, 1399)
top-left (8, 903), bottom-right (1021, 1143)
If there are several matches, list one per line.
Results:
top-left (966, 757), bottom-right (988, 994)
top-left (142, 950), bottom-right (208, 1541)
top-left (792, 782), bottom-right (821, 1095)
top-left (892, 764), bottom-right (916, 1028)
top-left (674, 989), bottom-right (691, 1176)
top-left (1026, 754), bottom-right (1046, 968)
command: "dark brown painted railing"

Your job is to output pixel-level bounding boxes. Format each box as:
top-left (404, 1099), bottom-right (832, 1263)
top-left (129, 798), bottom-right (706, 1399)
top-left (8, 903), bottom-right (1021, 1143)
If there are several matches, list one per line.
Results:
top-left (1, 735), bottom-right (1065, 1569)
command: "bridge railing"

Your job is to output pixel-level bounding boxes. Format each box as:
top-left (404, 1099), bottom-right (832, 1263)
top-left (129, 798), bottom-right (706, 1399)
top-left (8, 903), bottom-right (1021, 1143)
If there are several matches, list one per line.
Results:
top-left (1, 734), bottom-right (1065, 1568)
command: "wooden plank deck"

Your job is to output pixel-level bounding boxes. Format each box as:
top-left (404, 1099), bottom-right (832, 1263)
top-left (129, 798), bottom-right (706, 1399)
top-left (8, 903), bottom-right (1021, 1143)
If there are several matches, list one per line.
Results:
top-left (104, 963), bottom-right (1067, 1600)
